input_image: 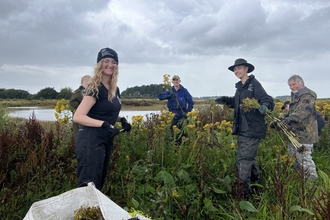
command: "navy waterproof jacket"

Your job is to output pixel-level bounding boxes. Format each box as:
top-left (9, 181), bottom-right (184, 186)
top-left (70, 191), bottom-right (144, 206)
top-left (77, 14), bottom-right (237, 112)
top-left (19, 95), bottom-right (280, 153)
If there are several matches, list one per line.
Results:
top-left (158, 85), bottom-right (194, 119)
top-left (225, 75), bottom-right (274, 139)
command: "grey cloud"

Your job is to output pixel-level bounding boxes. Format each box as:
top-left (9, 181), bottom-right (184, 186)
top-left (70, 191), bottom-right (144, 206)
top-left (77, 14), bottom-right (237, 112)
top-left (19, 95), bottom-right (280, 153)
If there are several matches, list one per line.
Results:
top-left (0, 0), bottom-right (28, 19)
top-left (0, 0), bottom-right (109, 66)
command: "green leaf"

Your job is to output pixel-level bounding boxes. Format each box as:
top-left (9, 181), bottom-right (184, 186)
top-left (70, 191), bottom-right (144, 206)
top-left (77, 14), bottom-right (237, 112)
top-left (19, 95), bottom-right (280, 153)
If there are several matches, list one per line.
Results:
top-left (212, 187), bottom-right (227, 194)
top-left (203, 198), bottom-right (218, 212)
top-left (239, 201), bottom-right (259, 213)
top-left (181, 163), bottom-right (193, 169)
top-left (249, 183), bottom-right (263, 188)
top-left (177, 169), bottom-right (191, 183)
top-left (289, 205), bottom-right (314, 215)
top-left (131, 197), bottom-right (139, 209)
top-left (154, 170), bottom-right (175, 187)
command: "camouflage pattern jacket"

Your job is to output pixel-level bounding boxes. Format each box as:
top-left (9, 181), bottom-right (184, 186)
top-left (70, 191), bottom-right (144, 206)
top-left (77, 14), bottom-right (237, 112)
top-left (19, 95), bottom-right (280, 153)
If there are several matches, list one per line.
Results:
top-left (283, 86), bottom-right (318, 144)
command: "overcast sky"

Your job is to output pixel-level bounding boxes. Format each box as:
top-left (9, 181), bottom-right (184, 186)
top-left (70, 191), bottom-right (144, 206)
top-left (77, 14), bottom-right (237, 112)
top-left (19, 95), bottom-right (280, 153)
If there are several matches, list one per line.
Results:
top-left (1, 0), bottom-right (329, 98)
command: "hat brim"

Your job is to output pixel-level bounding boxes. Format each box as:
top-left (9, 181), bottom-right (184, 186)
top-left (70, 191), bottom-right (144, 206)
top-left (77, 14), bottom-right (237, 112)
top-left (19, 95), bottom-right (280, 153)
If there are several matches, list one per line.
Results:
top-left (228, 63), bottom-right (255, 73)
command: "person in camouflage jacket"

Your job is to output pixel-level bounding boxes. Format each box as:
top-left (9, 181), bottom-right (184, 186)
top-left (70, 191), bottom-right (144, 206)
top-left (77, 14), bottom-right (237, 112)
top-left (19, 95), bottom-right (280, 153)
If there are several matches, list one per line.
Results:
top-left (69, 75), bottom-right (91, 136)
top-left (282, 75), bottom-right (318, 180)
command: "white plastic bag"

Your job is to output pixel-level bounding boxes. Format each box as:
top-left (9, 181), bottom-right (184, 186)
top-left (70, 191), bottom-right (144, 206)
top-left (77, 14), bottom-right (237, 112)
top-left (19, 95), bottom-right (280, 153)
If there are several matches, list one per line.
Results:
top-left (23, 182), bottom-right (149, 220)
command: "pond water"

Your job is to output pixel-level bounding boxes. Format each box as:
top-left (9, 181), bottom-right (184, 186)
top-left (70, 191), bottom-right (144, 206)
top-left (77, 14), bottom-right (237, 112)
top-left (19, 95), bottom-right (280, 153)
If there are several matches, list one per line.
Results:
top-left (7, 107), bottom-right (161, 122)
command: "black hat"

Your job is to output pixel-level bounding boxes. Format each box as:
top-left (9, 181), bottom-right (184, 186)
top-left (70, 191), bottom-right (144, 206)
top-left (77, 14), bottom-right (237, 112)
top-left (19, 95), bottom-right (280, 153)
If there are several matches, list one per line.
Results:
top-left (228, 58), bottom-right (255, 73)
top-left (97, 48), bottom-right (119, 64)
top-left (281, 101), bottom-right (290, 110)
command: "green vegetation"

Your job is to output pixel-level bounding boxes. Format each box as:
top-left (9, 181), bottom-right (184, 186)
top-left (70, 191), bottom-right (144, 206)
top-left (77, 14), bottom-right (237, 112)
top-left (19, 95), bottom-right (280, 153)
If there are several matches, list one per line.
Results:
top-left (1, 101), bottom-right (330, 219)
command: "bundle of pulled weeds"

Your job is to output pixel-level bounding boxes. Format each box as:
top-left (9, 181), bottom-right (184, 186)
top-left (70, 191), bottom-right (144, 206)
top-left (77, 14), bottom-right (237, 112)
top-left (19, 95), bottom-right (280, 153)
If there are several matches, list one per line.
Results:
top-left (240, 98), bottom-right (303, 150)
top-left (74, 206), bottom-right (104, 220)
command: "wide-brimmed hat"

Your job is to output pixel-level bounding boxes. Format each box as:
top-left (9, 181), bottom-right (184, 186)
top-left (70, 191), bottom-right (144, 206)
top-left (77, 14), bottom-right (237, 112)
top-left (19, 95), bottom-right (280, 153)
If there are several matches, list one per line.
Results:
top-left (228, 58), bottom-right (255, 73)
top-left (281, 101), bottom-right (290, 110)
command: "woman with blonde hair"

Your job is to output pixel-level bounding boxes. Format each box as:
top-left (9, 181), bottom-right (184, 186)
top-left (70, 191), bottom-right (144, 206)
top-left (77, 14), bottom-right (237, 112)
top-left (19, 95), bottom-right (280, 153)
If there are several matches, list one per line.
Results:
top-left (73, 47), bottom-right (131, 190)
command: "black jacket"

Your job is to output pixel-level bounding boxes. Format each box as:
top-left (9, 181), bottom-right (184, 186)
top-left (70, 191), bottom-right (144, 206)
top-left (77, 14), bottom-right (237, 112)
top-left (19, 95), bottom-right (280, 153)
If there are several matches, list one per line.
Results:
top-left (226, 75), bottom-right (274, 138)
top-left (315, 111), bottom-right (325, 136)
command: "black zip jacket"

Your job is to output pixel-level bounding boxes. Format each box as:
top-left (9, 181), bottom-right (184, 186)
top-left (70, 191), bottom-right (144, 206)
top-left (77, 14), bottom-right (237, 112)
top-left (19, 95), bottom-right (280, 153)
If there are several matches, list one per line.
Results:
top-left (226, 75), bottom-right (274, 138)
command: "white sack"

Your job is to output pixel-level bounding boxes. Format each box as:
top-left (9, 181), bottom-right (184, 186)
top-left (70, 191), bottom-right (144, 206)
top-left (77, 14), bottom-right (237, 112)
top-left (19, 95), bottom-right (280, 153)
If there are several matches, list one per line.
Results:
top-left (23, 182), bottom-right (149, 220)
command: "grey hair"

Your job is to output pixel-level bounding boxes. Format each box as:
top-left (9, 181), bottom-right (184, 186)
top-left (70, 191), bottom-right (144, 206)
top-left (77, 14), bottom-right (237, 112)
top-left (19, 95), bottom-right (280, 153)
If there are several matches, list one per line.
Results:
top-left (288, 75), bottom-right (304, 84)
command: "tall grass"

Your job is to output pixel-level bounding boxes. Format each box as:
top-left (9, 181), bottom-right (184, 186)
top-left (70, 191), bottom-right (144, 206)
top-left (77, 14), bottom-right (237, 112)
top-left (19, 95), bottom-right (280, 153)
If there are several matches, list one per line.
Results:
top-left (1, 102), bottom-right (330, 219)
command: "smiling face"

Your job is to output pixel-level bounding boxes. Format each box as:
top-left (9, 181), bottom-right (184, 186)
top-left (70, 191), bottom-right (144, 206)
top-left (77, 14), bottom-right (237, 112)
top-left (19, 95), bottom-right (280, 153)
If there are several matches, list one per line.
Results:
top-left (102, 58), bottom-right (118, 76)
top-left (233, 65), bottom-right (249, 80)
top-left (172, 78), bottom-right (181, 86)
top-left (288, 80), bottom-right (304, 93)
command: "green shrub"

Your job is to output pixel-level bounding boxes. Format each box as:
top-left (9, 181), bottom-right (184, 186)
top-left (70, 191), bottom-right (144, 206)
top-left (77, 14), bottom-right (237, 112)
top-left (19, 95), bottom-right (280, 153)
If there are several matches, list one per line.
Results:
top-left (0, 106), bottom-right (8, 130)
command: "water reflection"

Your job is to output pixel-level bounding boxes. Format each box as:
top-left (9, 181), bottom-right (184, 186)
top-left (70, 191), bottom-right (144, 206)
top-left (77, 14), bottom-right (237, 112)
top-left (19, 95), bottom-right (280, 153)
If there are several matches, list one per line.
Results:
top-left (8, 107), bottom-right (160, 122)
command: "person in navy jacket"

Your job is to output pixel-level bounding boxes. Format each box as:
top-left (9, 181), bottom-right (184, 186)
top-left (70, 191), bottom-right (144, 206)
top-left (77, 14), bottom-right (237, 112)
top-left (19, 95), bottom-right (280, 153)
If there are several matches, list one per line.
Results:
top-left (158, 75), bottom-right (194, 136)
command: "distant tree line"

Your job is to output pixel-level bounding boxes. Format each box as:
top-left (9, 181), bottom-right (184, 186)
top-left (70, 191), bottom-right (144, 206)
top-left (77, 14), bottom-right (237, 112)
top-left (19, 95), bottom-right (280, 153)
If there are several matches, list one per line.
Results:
top-left (0, 84), bottom-right (166, 100)
top-left (0, 86), bottom-right (294, 100)
top-left (0, 87), bottom-right (73, 100)
top-left (275, 95), bottom-right (291, 100)
top-left (120, 84), bottom-right (165, 98)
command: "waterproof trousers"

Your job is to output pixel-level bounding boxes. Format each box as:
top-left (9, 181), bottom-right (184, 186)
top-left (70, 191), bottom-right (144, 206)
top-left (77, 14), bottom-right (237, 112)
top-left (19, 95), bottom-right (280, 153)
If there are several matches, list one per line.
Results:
top-left (236, 135), bottom-right (261, 199)
top-left (75, 126), bottom-right (114, 190)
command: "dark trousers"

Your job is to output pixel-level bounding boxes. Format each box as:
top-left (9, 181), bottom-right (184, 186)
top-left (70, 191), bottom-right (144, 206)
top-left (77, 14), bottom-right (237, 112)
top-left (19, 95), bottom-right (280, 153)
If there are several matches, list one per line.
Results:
top-left (170, 116), bottom-right (186, 143)
top-left (75, 126), bottom-right (114, 190)
top-left (236, 135), bottom-right (261, 198)
top-left (170, 117), bottom-right (183, 129)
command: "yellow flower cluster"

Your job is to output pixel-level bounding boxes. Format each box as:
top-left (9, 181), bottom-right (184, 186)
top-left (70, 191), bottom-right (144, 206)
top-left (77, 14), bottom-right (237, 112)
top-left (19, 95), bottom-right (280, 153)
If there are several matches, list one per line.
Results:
top-left (217, 120), bottom-right (232, 133)
top-left (279, 154), bottom-right (296, 166)
top-left (162, 74), bottom-right (172, 90)
top-left (171, 189), bottom-right (179, 198)
top-left (157, 110), bottom-right (174, 125)
top-left (187, 110), bottom-right (198, 121)
top-left (316, 100), bottom-right (330, 118)
top-left (54, 99), bottom-right (73, 124)
top-left (275, 102), bottom-right (285, 111)
top-left (131, 115), bottom-right (144, 128)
